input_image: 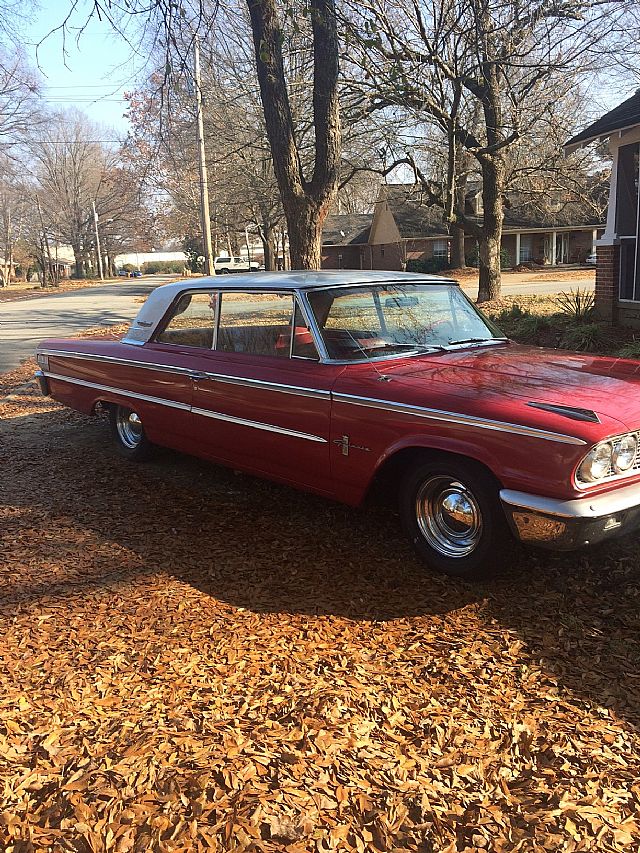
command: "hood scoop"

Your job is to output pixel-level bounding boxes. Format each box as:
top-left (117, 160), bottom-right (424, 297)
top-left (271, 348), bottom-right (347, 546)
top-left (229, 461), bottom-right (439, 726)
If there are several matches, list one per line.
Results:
top-left (527, 401), bottom-right (600, 423)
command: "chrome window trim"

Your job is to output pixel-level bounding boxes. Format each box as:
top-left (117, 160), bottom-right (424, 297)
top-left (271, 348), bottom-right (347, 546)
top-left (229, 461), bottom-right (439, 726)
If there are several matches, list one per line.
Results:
top-left (38, 349), bottom-right (330, 399)
top-left (302, 279), bottom-right (459, 293)
top-left (42, 371), bottom-right (327, 443)
top-left (332, 392), bottom-right (587, 446)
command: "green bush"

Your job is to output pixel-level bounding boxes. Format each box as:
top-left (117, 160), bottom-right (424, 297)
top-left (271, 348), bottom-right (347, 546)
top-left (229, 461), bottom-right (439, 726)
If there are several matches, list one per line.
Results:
top-left (617, 340), bottom-right (640, 359)
top-left (121, 263), bottom-right (136, 272)
top-left (462, 247), bottom-right (511, 269)
top-left (555, 289), bottom-right (595, 323)
top-left (489, 304), bottom-right (551, 343)
top-left (560, 322), bottom-right (607, 352)
top-left (406, 257), bottom-right (450, 274)
top-left (142, 260), bottom-right (186, 274)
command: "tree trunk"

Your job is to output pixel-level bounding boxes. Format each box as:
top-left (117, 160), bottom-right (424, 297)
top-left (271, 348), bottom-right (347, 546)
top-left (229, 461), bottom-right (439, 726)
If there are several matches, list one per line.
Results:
top-left (247, 0), bottom-right (340, 271)
top-left (72, 242), bottom-right (83, 279)
top-left (287, 202), bottom-right (325, 269)
top-left (262, 223), bottom-right (277, 271)
top-left (450, 224), bottom-right (466, 269)
top-left (477, 158), bottom-right (504, 303)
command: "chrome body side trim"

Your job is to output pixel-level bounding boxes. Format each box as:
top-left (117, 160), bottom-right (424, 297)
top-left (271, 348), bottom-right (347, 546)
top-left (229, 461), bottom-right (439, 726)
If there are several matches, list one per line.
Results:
top-left (191, 407), bottom-right (327, 443)
top-left (195, 372), bottom-right (330, 400)
top-left (40, 348), bottom-right (193, 377)
top-left (42, 372), bottom-right (327, 444)
top-left (43, 372), bottom-right (191, 411)
top-left (332, 392), bottom-right (587, 446)
top-left (38, 349), bottom-right (330, 400)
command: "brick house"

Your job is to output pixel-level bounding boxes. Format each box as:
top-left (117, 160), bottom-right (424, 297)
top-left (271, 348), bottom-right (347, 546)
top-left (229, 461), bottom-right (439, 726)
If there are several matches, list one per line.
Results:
top-left (321, 213), bottom-right (372, 269)
top-left (566, 90), bottom-right (640, 326)
top-left (323, 184), bottom-right (604, 271)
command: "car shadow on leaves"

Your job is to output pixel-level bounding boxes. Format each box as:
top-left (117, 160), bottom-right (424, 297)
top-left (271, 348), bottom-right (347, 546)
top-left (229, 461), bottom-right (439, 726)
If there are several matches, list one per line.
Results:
top-left (2, 406), bottom-right (640, 727)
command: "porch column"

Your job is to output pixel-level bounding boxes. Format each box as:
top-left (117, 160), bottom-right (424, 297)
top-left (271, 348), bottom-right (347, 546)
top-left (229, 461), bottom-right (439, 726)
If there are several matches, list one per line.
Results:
top-left (551, 231), bottom-right (557, 266)
top-left (592, 229), bottom-right (598, 254)
top-left (515, 232), bottom-right (521, 266)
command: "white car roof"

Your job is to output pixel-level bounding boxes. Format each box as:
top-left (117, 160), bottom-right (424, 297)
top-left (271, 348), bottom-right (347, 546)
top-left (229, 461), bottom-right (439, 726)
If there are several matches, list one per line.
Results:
top-left (122, 270), bottom-right (459, 345)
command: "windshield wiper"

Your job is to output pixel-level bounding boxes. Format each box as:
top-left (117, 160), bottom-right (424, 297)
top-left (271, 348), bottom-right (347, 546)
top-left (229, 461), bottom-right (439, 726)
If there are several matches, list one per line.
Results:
top-left (366, 342), bottom-right (447, 354)
top-left (446, 337), bottom-right (508, 347)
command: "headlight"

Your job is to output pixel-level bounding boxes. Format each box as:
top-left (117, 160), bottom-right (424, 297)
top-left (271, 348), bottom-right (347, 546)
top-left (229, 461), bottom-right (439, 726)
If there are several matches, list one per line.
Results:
top-left (613, 434), bottom-right (637, 472)
top-left (577, 442), bottom-right (612, 483)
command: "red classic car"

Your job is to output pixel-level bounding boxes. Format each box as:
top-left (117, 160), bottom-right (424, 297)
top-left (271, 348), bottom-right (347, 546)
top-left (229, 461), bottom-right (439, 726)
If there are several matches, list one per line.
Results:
top-left (35, 271), bottom-right (640, 578)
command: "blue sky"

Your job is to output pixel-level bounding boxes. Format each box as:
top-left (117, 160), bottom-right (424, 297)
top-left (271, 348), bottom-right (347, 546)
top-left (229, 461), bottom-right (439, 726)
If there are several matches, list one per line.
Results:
top-left (24, 0), bottom-right (147, 138)
top-left (21, 0), bottom-right (637, 143)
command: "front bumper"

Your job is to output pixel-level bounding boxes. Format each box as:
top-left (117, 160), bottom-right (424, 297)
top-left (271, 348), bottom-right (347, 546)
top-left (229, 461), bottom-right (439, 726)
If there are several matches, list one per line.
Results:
top-left (500, 482), bottom-right (640, 550)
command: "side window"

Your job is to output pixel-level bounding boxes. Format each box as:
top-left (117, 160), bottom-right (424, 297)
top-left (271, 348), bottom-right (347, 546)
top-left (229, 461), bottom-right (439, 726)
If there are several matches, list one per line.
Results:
top-left (292, 300), bottom-right (320, 360)
top-left (155, 292), bottom-right (217, 348)
top-left (217, 292), bottom-right (295, 357)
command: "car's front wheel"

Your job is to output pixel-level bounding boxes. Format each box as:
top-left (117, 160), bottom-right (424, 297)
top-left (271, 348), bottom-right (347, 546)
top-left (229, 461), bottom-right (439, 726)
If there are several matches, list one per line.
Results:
top-left (109, 405), bottom-right (155, 461)
top-left (399, 456), bottom-right (511, 579)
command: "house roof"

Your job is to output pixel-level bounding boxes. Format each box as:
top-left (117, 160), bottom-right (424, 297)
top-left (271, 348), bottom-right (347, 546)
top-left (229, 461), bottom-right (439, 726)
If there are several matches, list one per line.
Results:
top-left (384, 183), bottom-right (605, 236)
top-left (565, 89), bottom-right (640, 150)
top-left (322, 213), bottom-right (372, 246)
top-left (383, 185), bottom-right (449, 238)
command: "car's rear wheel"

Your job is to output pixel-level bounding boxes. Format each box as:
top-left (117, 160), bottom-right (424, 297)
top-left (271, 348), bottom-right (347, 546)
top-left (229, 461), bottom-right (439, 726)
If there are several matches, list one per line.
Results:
top-left (399, 456), bottom-right (511, 579)
top-left (109, 405), bottom-right (154, 461)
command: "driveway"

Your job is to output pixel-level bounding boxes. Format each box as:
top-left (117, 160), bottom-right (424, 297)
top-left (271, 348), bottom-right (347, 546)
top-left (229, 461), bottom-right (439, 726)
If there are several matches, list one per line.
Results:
top-left (0, 276), bottom-right (175, 374)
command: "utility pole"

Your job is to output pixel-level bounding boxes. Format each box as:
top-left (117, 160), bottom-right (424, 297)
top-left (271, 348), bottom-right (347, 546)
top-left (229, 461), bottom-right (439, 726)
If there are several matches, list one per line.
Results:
top-left (194, 35), bottom-right (215, 276)
top-left (92, 200), bottom-right (104, 281)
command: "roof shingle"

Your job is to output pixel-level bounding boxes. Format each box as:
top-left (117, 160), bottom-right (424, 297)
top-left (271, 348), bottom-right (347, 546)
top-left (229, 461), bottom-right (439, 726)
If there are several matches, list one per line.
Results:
top-left (565, 89), bottom-right (640, 149)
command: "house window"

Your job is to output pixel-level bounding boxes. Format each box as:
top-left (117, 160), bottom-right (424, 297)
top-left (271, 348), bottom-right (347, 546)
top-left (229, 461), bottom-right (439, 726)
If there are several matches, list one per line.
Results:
top-left (519, 236), bottom-right (533, 262)
top-left (337, 253), bottom-right (343, 269)
top-left (617, 142), bottom-right (640, 300)
top-left (380, 246), bottom-right (385, 257)
top-left (432, 240), bottom-right (449, 260)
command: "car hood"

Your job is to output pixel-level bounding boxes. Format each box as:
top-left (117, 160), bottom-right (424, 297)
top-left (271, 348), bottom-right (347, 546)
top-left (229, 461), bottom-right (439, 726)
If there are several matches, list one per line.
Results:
top-left (378, 342), bottom-right (640, 433)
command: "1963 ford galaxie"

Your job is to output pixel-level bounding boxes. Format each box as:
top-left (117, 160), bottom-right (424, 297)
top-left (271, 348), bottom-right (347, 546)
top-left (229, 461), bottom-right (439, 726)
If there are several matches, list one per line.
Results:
top-left (35, 271), bottom-right (640, 578)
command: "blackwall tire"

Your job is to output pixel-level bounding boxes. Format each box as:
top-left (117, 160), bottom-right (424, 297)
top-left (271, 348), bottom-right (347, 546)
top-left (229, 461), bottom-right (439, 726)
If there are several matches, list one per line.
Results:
top-left (399, 456), bottom-right (511, 579)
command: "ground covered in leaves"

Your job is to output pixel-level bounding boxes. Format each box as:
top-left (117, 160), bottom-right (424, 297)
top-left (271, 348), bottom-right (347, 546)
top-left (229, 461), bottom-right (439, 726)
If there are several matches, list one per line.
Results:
top-left (1, 346), bottom-right (640, 852)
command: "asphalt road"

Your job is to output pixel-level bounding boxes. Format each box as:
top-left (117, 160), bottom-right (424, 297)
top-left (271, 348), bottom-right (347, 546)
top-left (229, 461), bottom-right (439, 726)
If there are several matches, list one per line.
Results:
top-left (461, 278), bottom-right (595, 299)
top-left (0, 273), bottom-right (595, 374)
top-left (0, 277), bottom-right (171, 374)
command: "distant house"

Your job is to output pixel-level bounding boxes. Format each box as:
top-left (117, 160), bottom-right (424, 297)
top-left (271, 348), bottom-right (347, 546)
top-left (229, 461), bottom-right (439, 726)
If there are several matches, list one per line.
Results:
top-left (115, 249), bottom-right (188, 269)
top-left (565, 89), bottom-right (640, 327)
top-left (321, 214), bottom-right (372, 269)
top-left (322, 184), bottom-right (604, 271)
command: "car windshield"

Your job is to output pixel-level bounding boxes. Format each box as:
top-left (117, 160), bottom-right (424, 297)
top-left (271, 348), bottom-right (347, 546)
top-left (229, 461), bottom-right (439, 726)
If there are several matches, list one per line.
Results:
top-left (306, 283), bottom-right (505, 361)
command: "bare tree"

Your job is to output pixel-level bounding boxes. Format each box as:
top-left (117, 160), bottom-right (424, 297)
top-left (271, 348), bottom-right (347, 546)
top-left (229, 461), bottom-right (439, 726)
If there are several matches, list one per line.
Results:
top-left (345, 0), bottom-right (636, 300)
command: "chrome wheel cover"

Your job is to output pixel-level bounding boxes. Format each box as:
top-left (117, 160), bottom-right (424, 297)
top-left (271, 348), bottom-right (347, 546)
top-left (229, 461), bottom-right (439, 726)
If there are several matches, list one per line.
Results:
top-left (415, 475), bottom-right (483, 558)
top-left (115, 408), bottom-right (143, 449)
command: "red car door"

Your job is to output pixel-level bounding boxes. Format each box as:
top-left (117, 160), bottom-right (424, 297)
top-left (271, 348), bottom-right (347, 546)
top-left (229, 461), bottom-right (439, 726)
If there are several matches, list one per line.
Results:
top-left (188, 291), bottom-right (343, 495)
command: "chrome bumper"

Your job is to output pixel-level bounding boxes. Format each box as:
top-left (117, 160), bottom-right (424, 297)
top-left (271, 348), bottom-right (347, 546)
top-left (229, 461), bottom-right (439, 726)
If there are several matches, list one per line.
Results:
top-left (500, 482), bottom-right (640, 550)
top-left (35, 369), bottom-right (50, 396)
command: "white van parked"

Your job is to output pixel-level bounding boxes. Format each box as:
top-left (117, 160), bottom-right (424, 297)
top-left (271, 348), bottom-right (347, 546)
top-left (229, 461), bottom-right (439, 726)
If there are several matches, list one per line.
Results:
top-left (213, 255), bottom-right (260, 274)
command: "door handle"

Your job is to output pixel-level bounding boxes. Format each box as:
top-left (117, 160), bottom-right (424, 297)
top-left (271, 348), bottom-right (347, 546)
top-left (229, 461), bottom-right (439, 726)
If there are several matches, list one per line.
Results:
top-left (189, 371), bottom-right (209, 381)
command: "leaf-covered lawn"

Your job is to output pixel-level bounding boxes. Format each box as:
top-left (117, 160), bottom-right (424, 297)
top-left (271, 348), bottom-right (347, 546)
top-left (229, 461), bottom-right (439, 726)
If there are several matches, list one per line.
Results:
top-left (1, 349), bottom-right (639, 852)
